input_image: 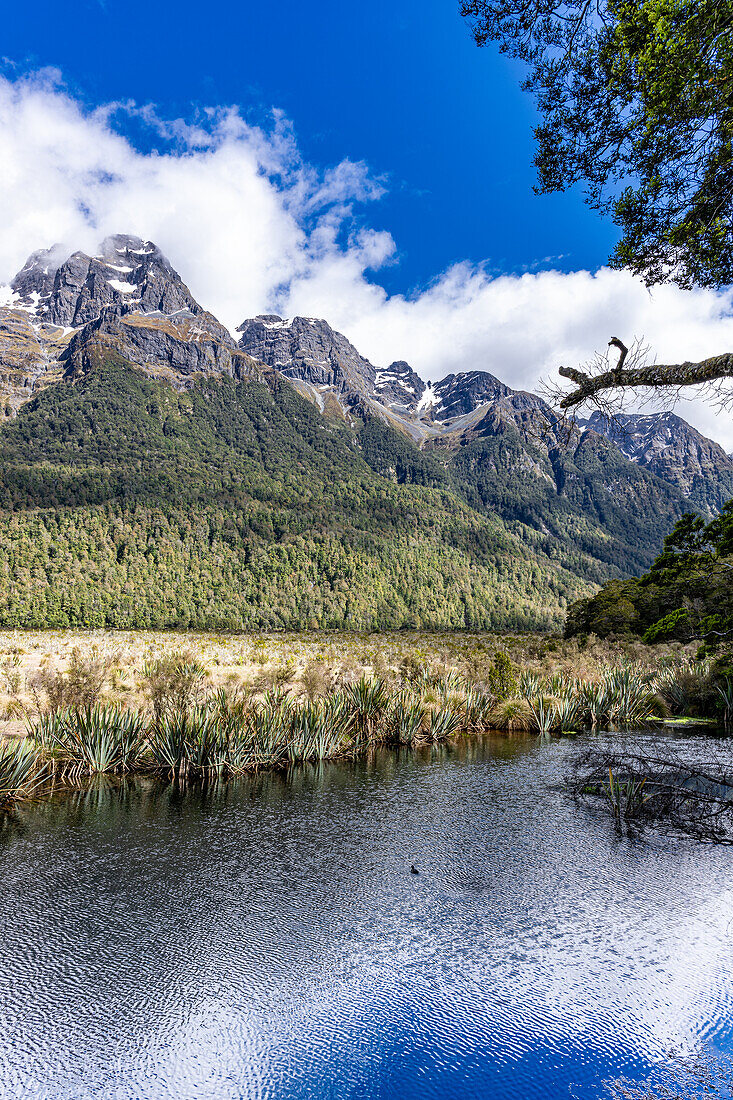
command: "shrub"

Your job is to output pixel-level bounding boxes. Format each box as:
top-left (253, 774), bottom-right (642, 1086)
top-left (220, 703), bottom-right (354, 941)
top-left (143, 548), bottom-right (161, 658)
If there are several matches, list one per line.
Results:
top-left (487, 650), bottom-right (516, 700)
top-left (643, 608), bottom-right (690, 644)
top-left (141, 651), bottom-right (207, 721)
top-left (29, 648), bottom-right (110, 714)
top-left (300, 660), bottom-right (333, 700)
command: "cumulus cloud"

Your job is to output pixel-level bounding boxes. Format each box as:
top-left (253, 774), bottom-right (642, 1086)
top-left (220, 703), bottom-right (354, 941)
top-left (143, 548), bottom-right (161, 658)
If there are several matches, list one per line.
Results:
top-left (1, 70), bottom-right (732, 449)
top-left (0, 71), bottom-right (385, 329)
top-left (314, 267), bottom-right (733, 450)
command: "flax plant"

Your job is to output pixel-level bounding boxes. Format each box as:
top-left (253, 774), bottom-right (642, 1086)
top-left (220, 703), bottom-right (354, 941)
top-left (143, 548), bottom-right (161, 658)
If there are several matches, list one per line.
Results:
top-left (0, 738), bottom-right (41, 809)
top-left (717, 680), bottom-right (733, 731)
top-left (528, 695), bottom-right (559, 739)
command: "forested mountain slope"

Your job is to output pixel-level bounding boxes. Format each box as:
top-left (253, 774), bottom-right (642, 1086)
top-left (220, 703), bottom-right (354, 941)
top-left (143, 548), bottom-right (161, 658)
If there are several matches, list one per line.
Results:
top-left (0, 362), bottom-right (590, 630)
top-left (0, 233), bottom-right (729, 631)
top-left (240, 314), bottom-right (714, 579)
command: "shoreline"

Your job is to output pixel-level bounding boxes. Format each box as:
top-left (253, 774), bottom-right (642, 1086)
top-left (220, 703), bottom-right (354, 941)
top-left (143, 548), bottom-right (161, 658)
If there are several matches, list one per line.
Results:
top-left (1, 631), bottom-right (728, 815)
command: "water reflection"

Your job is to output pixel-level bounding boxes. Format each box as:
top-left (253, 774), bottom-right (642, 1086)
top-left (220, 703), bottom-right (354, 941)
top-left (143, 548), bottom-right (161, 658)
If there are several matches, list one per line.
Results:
top-left (0, 735), bottom-right (731, 1100)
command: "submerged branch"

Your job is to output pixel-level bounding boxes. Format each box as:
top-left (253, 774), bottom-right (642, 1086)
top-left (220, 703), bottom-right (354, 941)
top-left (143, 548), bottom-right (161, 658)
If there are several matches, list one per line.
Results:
top-left (568, 738), bottom-right (733, 843)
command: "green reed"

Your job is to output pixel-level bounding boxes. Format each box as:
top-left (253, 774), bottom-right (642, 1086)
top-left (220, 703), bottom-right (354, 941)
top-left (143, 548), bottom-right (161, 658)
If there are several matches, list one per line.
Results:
top-left (0, 738), bottom-right (42, 809)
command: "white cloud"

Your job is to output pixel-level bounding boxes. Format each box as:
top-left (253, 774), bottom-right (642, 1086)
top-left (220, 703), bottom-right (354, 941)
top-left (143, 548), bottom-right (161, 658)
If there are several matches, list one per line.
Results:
top-left (1, 71), bottom-right (732, 450)
top-left (308, 266), bottom-right (733, 450)
top-left (0, 71), bottom-right (384, 333)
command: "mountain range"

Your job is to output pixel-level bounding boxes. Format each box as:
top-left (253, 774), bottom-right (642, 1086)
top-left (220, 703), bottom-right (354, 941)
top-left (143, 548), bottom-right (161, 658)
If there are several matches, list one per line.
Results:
top-left (0, 233), bottom-right (730, 631)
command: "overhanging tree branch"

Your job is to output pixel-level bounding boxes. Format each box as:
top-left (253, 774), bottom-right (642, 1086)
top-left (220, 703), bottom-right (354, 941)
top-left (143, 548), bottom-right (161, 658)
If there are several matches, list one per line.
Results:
top-left (461, 0), bottom-right (733, 289)
top-left (558, 346), bottom-right (733, 408)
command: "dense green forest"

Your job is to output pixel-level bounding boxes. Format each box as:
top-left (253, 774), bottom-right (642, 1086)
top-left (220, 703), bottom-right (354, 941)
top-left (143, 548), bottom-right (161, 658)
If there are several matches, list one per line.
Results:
top-left (447, 428), bottom-right (687, 580)
top-left (358, 397), bottom-right (689, 582)
top-left (566, 503), bottom-right (733, 644)
top-left (0, 362), bottom-right (596, 631)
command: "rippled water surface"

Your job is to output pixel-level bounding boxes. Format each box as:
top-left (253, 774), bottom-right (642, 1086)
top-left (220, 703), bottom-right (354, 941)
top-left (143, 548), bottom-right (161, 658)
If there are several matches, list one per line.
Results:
top-left (1, 735), bottom-right (732, 1100)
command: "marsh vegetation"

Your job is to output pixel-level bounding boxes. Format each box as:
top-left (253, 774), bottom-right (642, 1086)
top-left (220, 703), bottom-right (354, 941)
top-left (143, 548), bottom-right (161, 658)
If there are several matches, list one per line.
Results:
top-left (0, 628), bottom-right (730, 817)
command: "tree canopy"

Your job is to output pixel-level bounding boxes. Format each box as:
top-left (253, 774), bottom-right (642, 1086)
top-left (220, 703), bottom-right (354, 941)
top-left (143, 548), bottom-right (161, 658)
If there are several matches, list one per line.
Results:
top-left (462, 0), bottom-right (733, 410)
top-left (565, 500), bottom-right (733, 642)
top-left (462, 0), bottom-right (733, 290)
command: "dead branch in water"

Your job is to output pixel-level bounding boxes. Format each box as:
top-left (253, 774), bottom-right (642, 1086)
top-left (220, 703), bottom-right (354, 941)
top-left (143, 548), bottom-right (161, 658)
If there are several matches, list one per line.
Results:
top-left (567, 736), bottom-right (733, 844)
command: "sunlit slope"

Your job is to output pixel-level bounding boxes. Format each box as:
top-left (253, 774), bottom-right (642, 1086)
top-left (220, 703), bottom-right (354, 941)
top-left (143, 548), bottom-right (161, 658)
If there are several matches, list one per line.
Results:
top-left (0, 361), bottom-right (593, 630)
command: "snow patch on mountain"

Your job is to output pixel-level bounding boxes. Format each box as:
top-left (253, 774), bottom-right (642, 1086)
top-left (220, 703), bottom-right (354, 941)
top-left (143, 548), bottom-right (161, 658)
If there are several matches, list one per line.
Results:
top-left (107, 280), bottom-right (138, 294)
top-left (417, 382), bottom-right (437, 414)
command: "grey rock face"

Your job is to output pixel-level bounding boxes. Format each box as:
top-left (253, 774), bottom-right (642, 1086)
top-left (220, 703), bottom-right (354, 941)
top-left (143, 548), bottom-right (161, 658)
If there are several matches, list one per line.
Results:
top-left (11, 234), bottom-right (202, 328)
top-left (237, 315), bottom-right (376, 397)
top-left (9, 244), bottom-right (69, 305)
top-left (1, 234), bottom-right (256, 410)
top-left (63, 307), bottom-right (260, 386)
top-left (237, 315), bottom-right (521, 428)
top-left (237, 314), bottom-right (532, 430)
top-left (585, 410), bottom-right (733, 514)
top-left (0, 307), bottom-right (72, 412)
top-left (373, 360), bottom-right (426, 411)
top-left (429, 371), bottom-right (512, 421)
top-left (473, 390), bottom-right (573, 461)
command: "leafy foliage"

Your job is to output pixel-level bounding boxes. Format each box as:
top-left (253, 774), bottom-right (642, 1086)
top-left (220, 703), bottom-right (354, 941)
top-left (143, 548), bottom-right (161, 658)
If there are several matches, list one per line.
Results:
top-left (566, 501), bottom-right (733, 643)
top-left (462, 0), bottom-right (733, 288)
top-left (486, 650), bottom-right (517, 699)
top-left (0, 738), bottom-right (41, 809)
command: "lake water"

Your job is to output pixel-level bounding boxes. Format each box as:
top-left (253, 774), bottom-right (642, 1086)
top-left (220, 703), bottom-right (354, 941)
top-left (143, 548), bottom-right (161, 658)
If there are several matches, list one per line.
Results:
top-left (1, 735), bottom-right (732, 1100)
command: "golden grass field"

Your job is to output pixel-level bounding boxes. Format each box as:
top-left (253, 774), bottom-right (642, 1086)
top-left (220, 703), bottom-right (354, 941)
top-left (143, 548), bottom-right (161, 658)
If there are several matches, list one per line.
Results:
top-left (0, 628), bottom-right (688, 739)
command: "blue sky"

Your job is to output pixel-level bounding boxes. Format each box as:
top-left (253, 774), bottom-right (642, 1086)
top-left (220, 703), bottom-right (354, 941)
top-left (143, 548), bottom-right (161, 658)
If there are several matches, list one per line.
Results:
top-left (1, 0), bottom-right (732, 448)
top-left (2, 0), bottom-right (616, 294)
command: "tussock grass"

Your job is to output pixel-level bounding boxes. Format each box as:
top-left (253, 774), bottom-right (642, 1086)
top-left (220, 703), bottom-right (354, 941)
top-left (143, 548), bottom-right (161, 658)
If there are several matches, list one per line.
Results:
top-left (0, 628), bottom-right (729, 812)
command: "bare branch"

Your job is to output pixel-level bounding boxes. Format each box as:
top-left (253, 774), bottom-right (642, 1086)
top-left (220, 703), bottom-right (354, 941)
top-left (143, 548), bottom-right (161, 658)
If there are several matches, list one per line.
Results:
top-left (568, 737), bottom-right (733, 844)
top-left (558, 341), bottom-right (733, 409)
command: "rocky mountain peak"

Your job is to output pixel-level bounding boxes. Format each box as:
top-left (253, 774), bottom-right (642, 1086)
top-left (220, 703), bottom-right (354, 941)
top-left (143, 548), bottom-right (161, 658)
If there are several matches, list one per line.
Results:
top-left (584, 410), bottom-right (733, 514)
top-left (9, 234), bottom-right (201, 329)
top-left (236, 316), bottom-right (521, 426)
top-left (9, 243), bottom-right (69, 307)
top-left (0, 234), bottom-right (245, 409)
top-left (236, 314), bottom-right (377, 398)
top-left (422, 371), bottom-right (512, 423)
top-left (373, 360), bottom-right (426, 411)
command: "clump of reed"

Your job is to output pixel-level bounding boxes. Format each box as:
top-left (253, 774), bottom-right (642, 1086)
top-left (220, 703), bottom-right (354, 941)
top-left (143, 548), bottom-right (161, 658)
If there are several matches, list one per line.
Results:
top-left (0, 737), bottom-right (42, 810)
top-left (604, 767), bottom-right (651, 825)
top-left (717, 679), bottom-right (733, 731)
top-left (4, 647), bottom-right (727, 815)
top-left (654, 655), bottom-right (733, 726)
